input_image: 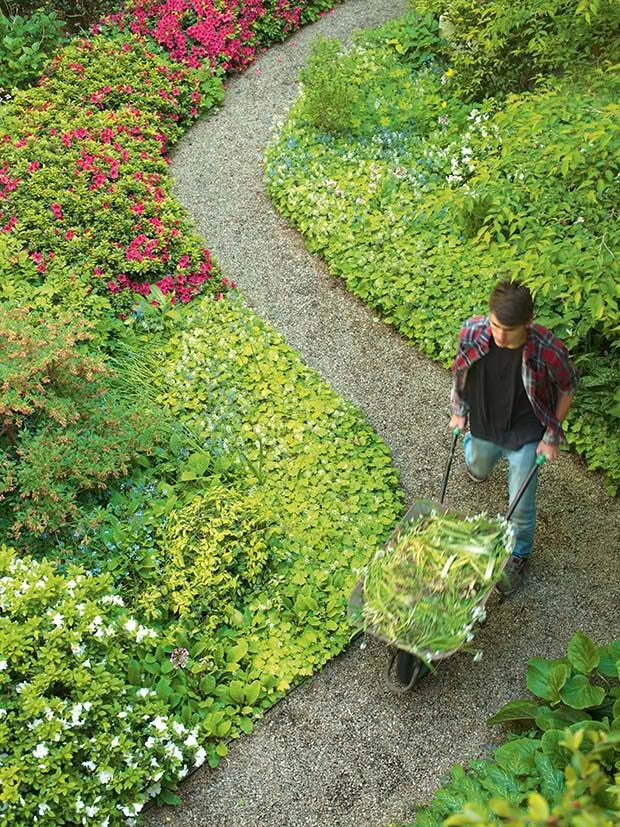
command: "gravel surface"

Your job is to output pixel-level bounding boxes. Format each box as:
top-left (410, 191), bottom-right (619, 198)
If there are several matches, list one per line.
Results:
top-left (144, 2), bottom-right (620, 825)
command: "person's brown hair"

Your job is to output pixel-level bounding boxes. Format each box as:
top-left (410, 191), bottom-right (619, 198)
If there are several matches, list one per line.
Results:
top-left (489, 280), bottom-right (534, 326)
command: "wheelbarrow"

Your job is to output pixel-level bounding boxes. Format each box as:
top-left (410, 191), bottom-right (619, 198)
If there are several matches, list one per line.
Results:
top-left (348, 428), bottom-right (545, 694)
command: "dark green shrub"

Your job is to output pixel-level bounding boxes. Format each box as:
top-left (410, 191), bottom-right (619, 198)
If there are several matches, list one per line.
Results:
top-left (412, 0), bottom-right (620, 100)
top-left (0, 0), bottom-right (117, 33)
top-left (0, 307), bottom-right (163, 542)
top-left (0, 7), bottom-right (67, 91)
top-left (297, 35), bottom-right (360, 134)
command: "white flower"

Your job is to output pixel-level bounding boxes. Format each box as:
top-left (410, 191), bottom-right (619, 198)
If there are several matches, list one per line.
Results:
top-left (75, 798), bottom-right (85, 812)
top-left (110, 736), bottom-right (120, 748)
top-left (145, 736), bottom-right (156, 749)
top-left (147, 782), bottom-right (162, 798)
top-left (124, 618), bottom-right (138, 633)
top-left (82, 659), bottom-right (91, 668)
top-left (184, 733), bottom-right (198, 748)
top-left (33, 743), bottom-right (48, 759)
top-left (66, 580), bottom-right (77, 589)
top-left (38, 803), bottom-right (50, 815)
top-left (172, 721), bottom-right (186, 736)
top-left (98, 769), bottom-right (113, 784)
top-left (15, 682), bottom-right (29, 693)
top-left (194, 746), bottom-right (207, 767)
top-left (85, 805), bottom-right (99, 817)
top-left (0, 709), bottom-right (7, 719)
top-left (0, 660), bottom-right (7, 671)
top-left (137, 688), bottom-right (149, 698)
top-left (82, 760), bottom-right (96, 771)
top-left (151, 716), bottom-right (167, 733)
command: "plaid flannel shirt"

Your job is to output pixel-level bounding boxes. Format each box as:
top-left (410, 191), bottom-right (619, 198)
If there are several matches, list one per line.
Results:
top-left (451, 315), bottom-right (579, 445)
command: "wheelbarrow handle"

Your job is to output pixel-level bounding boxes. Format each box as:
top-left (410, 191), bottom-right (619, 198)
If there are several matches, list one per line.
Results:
top-left (505, 453), bottom-right (546, 521)
top-left (439, 426), bottom-right (461, 505)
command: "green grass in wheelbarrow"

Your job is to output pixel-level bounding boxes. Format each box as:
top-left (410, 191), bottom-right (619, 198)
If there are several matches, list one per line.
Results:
top-left (361, 512), bottom-right (514, 660)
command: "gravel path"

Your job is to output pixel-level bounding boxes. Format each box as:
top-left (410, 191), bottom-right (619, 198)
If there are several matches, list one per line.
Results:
top-left (144, 2), bottom-right (620, 825)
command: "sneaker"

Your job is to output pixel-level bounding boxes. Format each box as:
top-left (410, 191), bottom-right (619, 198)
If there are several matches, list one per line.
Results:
top-left (497, 554), bottom-right (529, 596)
top-left (465, 465), bottom-right (487, 483)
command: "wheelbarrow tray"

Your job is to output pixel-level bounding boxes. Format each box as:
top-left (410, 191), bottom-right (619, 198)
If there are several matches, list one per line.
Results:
top-left (347, 498), bottom-right (514, 664)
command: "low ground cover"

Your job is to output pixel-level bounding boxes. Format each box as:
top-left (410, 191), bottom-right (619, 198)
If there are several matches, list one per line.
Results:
top-left (264, 5), bottom-right (620, 492)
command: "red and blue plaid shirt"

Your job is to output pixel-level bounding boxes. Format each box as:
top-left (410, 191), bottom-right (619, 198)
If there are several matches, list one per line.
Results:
top-left (451, 316), bottom-right (579, 444)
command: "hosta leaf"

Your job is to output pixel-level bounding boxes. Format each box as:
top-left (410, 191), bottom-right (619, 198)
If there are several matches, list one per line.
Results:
top-left (495, 738), bottom-right (541, 776)
top-left (567, 630), bottom-right (599, 674)
top-left (488, 699), bottom-right (540, 725)
top-left (527, 657), bottom-right (568, 701)
top-left (560, 674), bottom-right (606, 710)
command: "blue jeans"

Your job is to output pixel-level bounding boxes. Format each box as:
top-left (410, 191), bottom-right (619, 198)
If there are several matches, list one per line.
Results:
top-left (464, 432), bottom-right (539, 559)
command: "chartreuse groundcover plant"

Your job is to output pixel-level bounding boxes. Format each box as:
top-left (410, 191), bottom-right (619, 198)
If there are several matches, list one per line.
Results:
top-left (402, 631), bottom-right (620, 826)
top-left (264, 5), bottom-right (620, 493)
top-left (0, 292), bottom-right (404, 826)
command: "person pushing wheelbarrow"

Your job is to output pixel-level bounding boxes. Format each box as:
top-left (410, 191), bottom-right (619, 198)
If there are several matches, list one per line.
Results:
top-left (449, 279), bottom-right (579, 596)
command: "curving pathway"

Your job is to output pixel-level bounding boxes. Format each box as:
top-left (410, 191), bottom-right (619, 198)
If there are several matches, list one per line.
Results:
top-left (145, 2), bottom-right (620, 825)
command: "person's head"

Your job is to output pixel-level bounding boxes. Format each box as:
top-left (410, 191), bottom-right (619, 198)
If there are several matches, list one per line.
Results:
top-left (488, 280), bottom-right (533, 349)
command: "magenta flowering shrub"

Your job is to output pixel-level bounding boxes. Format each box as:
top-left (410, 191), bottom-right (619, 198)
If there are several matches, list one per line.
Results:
top-left (100, 0), bottom-right (296, 73)
top-left (0, 42), bottom-right (223, 315)
top-left (0, 0), bottom-right (342, 323)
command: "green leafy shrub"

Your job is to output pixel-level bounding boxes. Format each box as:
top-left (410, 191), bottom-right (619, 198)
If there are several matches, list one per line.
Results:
top-left (0, 7), bottom-right (67, 92)
top-left (406, 632), bottom-right (620, 827)
top-left (411, 0), bottom-right (620, 101)
top-left (297, 35), bottom-right (360, 133)
top-left (0, 307), bottom-right (162, 542)
top-left (0, 545), bottom-right (206, 826)
top-left (443, 728), bottom-right (620, 826)
top-left (137, 486), bottom-right (280, 621)
top-left (265, 17), bottom-right (620, 492)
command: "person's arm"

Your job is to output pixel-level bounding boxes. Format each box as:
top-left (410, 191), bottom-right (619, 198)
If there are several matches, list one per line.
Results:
top-left (537, 391), bottom-right (574, 460)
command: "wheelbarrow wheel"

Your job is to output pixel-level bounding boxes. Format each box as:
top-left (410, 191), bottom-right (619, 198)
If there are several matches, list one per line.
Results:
top-left (396, 650), bottom-right (418, 685)
top-left (385, 648), bottom-right (430, 694)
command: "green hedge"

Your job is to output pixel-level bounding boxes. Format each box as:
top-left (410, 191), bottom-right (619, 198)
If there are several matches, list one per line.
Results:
top-left (264, 14), bottom-right (620, 492)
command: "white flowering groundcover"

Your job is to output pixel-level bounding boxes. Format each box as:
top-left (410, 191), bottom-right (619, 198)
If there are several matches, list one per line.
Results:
top-left (0, 550), bottom-right (207, 826)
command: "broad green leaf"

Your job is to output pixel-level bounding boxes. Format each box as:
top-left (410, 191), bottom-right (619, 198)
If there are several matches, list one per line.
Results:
top-left (495, 738), bottom-right (541, 776)
top-left (567, 631), bottom-right (599, 674)
top-left (156, 676), bottom-right (171, 700)
top-left (200, 674), bottom-right (216, 696)
top-left (547, 663), bottom-right (570, 704)
top-left (541, 730), bottom-right (568, 766)
top-left (159, 789), bottom-right (182, 806)
top-left (597, 642), bottom-right (620, 677)
top-left (535, 704), bottom-right (590, 732)
top-left (228, 680), bottom-right (245, 704)
top-left (534, 752), bottom-right (564, 805)
top-left (127, 659), bottom-right (141, 686)
top-left (527, 657), bottom-right (568, 701)
top-left (238, 716), bottom-right (254, 734)
top-left (228, 640), bottom-right (248, 663)
top-left (488, 699), bottom-right (540, 725)
top-left (215, 743), bottom-right (228, 757)
top-left (479, 764), bottom-right (525, 801)
top-left (560, 674), bottom-right (606, 709)
top-left (245, 681), bottom-right (261, 705)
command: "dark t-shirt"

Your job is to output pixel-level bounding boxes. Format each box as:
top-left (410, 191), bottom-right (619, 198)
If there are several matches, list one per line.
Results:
top-left (464, 339), bottom-right (545, 449)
